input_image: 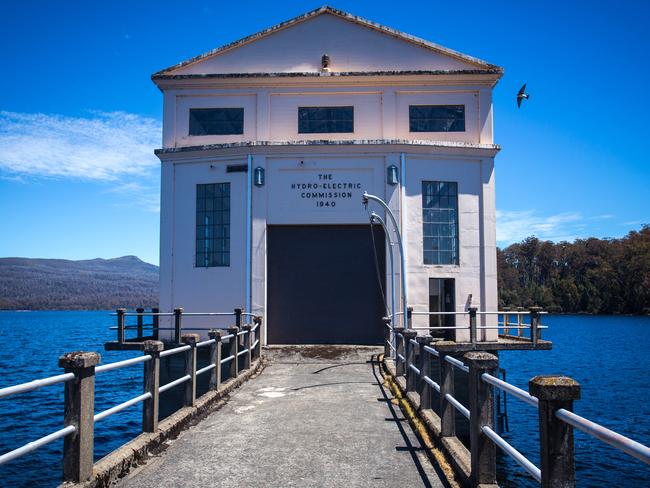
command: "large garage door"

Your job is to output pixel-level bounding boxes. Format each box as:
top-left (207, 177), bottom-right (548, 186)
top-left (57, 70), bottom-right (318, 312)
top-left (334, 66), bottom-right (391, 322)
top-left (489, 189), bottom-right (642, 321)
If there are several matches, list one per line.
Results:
top-left (267, 225), bottom-right (385, 345)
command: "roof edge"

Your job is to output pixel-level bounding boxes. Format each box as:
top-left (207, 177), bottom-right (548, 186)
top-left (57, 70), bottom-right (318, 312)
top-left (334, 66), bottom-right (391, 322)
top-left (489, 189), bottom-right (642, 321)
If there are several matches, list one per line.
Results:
top-left (152, 6), bottom-right (502, 77)
top-left (152, 68), bottom-right (503, 81)
top-left (154, 139), bottom-right (501, 156)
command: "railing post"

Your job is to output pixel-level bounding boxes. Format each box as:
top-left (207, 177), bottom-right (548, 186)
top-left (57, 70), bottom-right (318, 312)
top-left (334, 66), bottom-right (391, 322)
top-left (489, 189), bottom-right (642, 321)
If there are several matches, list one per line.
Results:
top-left (136, 307), bottom-right (144, 340)
top-left (208, 329), bottom-right (222, 391)
top-left (116, 308), bottom-right (126, 343)
top-left (142, 340), bottom-right (163, 433)
top-left (529, 375), bottom-right (581, 488)
top-left (228, 326), bottom-right (239, 379)
top-left (243, 324), bottom-right (252, 370)
top-left (59, 351), bottom-right (100, 482)
top-left (517, 307), bottom-right (524, 337)
top-left (382, 317), bottom-right (392, 358)
top-left (151, 307), bottom-right (159, 340)
top-left (416, 336), bottom-right (434, 410)
top-left (234, 308), bottom-right (242, 329)
top-left (465, 351), bottom-right (499, 487)
top-left (502, 307), bottom-right (510, 336)
top-left (439, 352), bottom-right (456, 438)
top-left (174, 307), bottom-right (183, 344)
top-left (181, 333), bottom-right (199, 407)
top-left (469, 307), bottom-right (478, 345)
top-left (394, 327), bottom-right (405, 376)
top-left (403, 329), bottom-right (418, 393)
top-left (415, 336), bottom-right (433, 410)
top-left (253, 316), bottom-right (262, 359)
top-left (530, 306), bottom-right (542, 344)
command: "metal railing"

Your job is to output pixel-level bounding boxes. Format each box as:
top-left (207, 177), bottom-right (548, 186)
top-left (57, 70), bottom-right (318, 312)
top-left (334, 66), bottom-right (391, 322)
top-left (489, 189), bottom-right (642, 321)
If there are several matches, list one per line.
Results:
top-left (383, 307), bottom-right (547, 358)
top-left (390, 328), bottom-right (650, 487)
top-left (110, 307), bottom-right (264, 346)
top-left (0, 310), bottom-right (263, 483)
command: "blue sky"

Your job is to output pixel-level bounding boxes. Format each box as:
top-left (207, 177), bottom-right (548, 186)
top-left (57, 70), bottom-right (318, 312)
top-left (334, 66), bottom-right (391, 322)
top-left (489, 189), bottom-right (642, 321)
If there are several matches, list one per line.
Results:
top-left (0, 0), bottom-right (648, 265)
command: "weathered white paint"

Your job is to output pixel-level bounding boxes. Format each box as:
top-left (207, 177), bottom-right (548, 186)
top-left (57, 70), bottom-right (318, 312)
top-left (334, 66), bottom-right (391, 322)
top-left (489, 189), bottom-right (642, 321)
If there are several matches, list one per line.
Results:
top-left (170, 13), bottom-right (480, 75)
top-left (155, 8), bottom-right (502, 343)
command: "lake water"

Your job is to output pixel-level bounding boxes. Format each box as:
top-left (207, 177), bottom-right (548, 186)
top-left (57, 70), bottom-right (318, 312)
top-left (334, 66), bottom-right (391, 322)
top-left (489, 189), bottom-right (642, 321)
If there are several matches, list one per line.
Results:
top-left (0, 312), bottom-right (648, 487)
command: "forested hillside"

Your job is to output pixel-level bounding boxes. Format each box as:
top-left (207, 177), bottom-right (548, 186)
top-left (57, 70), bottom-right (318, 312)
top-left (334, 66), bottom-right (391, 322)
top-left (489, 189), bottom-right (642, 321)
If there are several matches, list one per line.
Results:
top-left (497, 226), bottom-right (650, 314)
top-left (0, 256), bottom-right (158, 310)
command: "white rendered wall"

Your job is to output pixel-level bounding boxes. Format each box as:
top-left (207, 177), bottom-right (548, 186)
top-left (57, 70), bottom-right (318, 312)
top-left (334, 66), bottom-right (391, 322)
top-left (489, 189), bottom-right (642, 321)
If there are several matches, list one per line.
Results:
top-left (158, 157), bottom-right (249, 339)
top-left (403, 155), bottom-right (498, 341)
top-left (164, 84), bottom-right (491, 148)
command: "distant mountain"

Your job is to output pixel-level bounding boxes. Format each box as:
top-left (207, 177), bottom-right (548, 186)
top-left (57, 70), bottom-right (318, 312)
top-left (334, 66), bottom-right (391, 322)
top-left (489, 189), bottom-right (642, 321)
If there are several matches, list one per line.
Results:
top-left (0, 256), bottom-right (159, 310)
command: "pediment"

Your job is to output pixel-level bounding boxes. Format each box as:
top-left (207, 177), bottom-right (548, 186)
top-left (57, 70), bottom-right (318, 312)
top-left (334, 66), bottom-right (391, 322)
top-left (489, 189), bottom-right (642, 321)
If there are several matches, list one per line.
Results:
top-left (155, 7), bottom-right (500, 77)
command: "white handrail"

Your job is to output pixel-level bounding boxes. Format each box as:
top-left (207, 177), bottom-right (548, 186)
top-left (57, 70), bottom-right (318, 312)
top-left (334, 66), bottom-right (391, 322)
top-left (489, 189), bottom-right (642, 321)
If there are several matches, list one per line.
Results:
top-left (0, 373), bottom-right (75, 400)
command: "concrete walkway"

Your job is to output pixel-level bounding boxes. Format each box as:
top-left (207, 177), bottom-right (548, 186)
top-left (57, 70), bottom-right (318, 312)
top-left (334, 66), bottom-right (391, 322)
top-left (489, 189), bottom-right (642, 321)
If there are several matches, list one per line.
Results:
top-left (119, 346), bottom-right (445, 488)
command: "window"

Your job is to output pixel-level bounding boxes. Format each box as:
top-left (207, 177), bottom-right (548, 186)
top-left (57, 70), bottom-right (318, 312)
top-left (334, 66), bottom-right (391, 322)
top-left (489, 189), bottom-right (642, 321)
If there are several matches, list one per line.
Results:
top-left (189, 108), bottom-right (244, 136)
top-left (409, 105), bottom-right (465, 132)
top-left (422, 181), bottom-right (459, 265)
top-left (298, 106), bottom-right (353, 133)
top-left (196, 183), bottom-right (230, 267)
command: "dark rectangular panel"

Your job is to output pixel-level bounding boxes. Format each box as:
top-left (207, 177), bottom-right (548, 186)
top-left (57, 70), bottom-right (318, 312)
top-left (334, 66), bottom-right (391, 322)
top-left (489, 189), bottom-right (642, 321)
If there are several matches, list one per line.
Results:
top-left (298, 106), bottom-right (354, 134)
top-left (409, 105), bottom-right (465, 132)
top-left (189, 108), bottom-right (244, 135)
top-left (267, 225), bottom-right (385, 345)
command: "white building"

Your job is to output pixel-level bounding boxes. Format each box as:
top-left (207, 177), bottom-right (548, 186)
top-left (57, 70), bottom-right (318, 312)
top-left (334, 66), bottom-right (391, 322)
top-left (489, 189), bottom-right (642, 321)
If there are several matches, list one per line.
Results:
top-left (153, 6), bottom-right (502, 345)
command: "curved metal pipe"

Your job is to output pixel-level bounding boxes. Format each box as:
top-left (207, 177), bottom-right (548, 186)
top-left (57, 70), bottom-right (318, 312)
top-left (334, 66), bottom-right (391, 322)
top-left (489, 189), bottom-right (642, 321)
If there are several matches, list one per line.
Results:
top-left (363, 192), bottom-right (408, 327)
top-left (369, 212), bottom-right (395, 322)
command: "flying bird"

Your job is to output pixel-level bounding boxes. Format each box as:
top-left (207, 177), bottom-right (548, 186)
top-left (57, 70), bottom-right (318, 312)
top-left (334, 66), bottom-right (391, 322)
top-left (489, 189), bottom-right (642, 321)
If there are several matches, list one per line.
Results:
top-left (517, 83), bottom-right (530, 108)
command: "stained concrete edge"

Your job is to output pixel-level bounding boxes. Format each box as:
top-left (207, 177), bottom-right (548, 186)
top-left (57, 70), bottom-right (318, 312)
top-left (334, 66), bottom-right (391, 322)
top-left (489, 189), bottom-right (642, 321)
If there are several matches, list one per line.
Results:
top-left (382, 357), bottom-right (473, 487)
top-left (59, 358), bottom-right (266, 488)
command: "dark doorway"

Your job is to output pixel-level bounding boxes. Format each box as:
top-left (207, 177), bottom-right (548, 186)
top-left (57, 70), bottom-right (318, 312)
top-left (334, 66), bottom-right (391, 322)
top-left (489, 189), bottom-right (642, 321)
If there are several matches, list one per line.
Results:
top-left (267, 225), bottom-right (386, 344)
top-left (429, 278), bottom-right (456, 340)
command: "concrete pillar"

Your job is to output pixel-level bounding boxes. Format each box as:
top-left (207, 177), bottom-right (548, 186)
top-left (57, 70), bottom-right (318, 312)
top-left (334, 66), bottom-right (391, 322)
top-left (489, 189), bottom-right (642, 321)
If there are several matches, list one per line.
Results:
top-left (465, 351), bottom-right (499, 487)
top-left (416, 336), bottom-right (434, 410)
top-left (173, 307), bottom-right (183, 344)
top-left (243, 324), bottom-right (252, 370)
top-left (529, 376), bottom-right (581, 488)
top-left (136, 308), bottom-right (144, 340)
top-left (142, 340), bottom-right (163, 432)
top-left (116, 308), bottom-right (126, 343)
top-left (208, 329), bottom-right (222, 391)
top-left (181, 333), bottom-right (199, 407)
top-left (228, 326), bottom-right (239, 379)
top-left (59, 351), bottom-right (100, 482)
top-left (439, 352), bottom-right (456, 438)
top-left (403, 330), bottom-right (418, 393)
top-left (394, 327), bottom-right (405, 376)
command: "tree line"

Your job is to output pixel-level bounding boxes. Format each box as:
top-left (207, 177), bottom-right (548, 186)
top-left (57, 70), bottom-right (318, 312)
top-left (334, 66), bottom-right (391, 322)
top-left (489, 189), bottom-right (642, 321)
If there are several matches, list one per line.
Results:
top-left (497, 225), bottom-right (650, 314)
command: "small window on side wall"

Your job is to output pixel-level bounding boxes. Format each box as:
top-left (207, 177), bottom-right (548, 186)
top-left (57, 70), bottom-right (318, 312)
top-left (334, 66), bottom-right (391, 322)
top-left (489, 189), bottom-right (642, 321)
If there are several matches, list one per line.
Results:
top-left (189, 108), bottom-right (244, 136)
top-left (298, 106), bottom-right (353, 134)
top-left (409, 105), bottom-right (465, 132)
top-left (196, 183), bottom-right (230, 267)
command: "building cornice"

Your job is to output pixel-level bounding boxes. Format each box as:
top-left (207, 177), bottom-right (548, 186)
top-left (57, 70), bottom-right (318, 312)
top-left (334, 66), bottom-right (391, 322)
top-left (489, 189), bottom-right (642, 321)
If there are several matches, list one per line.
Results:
top-left (154, 139), bottom-right (501, 160)
top-left (153, 69), bottom-right (501, 81)
top-left (153, 70), bottom-right (502, 91)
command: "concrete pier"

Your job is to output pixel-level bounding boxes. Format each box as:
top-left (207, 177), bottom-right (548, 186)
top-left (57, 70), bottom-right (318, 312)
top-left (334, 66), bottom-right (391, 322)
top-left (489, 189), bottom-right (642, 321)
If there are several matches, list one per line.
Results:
top-left (118, 346), bottom-right (445, 488)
